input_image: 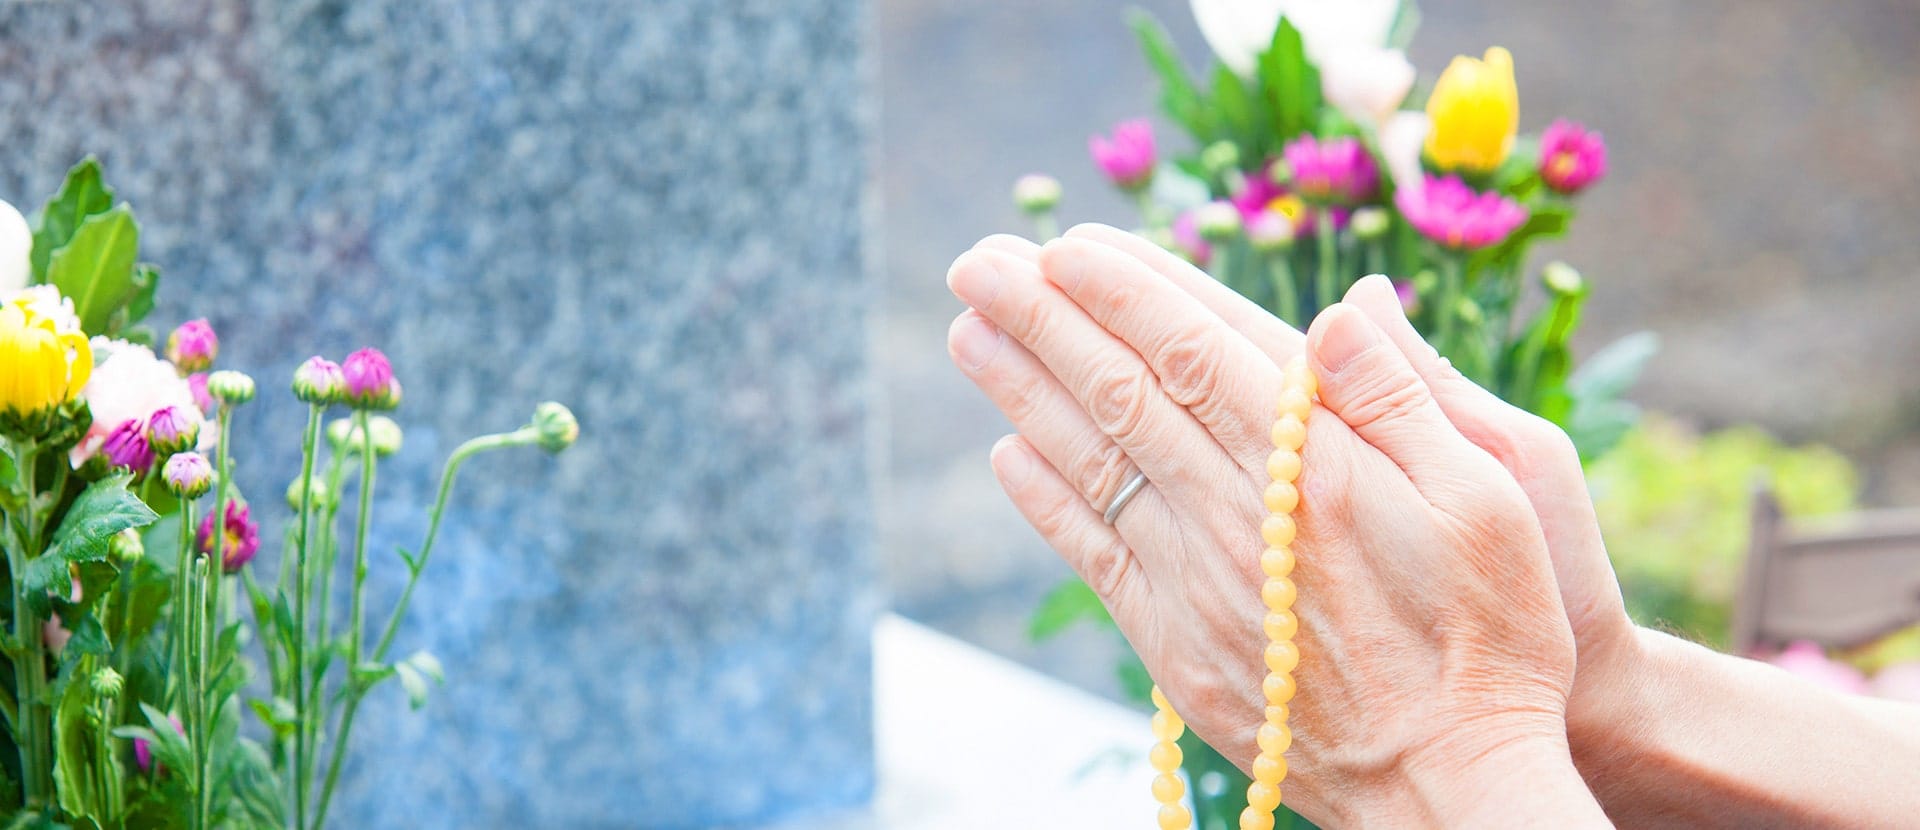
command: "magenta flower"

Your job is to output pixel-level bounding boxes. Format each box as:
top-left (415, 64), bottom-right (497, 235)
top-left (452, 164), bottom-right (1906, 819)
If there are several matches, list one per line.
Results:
top-left (100, 418), bottom-right (154, 472)
top-left (165, 319), bottom-right (219, 374)
top-left (197, 500), bottom-right (261, 573)
top-left (1281, 135), bottom-right (1379, 205)
top-left (144, 405), bottom-right (199, 455)
top-left (1395, 175), bottom-right (1528, 251)
top-left (1170, 210), bottom-right (1212, 267)
top-left (342, 348), bottom-right (400, 410)
top-left (1089, 119), bottom-right (1157, 192)
top-left (187, 372), bottom-right (214, 415)
top-left (134, 715), bottom-right (184, 773)
top-left (161, 452), bottom-right (213, 499)
top-left (1230, 161), bottom-right (1284, 221)
top-left (1539, 120), bottom-right (1607, 195)
top-left (292, 356), bottom-right (346, 405)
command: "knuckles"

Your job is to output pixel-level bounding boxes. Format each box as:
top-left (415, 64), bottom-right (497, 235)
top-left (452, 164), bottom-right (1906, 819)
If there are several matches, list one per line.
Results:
top-left (1085, 359), bottom-right (1158, 440)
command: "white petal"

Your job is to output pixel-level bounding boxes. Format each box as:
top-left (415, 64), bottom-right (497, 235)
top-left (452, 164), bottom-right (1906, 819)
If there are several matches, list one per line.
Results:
top-left (1380, 111), bottom-right (1432, 194)
top-left (1281, 0), bottom-right (1401, 63)
top-left (0, 200), bottom-right (31, 295)
top-left (1321, 46), bottom-right (1416, 129)
top-left (1192, 0), bottom-right (1286, 76)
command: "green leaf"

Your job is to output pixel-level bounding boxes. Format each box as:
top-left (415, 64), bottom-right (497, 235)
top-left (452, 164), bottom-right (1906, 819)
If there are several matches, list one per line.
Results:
top-left (246, 698), bottom-right (298, 738)
top-left (1128, 10), bottom-right (1213, 143)
top-left (27, 474), bottom-right (157, 606)
top-left (1563, 332), bottom-right (1660, 461)
top-left (1211, 65), bottom-right (1257, 147)
top-left (1468, 203), bottom-right (1571, 274)
top-left (1027, 579), bottom-right (1113, 642)
top-left (47, 208), bottom-right (139, 336)
top-left (31, 157), bottom-right (115, 282)
top-left (62, 615), bottom-right (108, 657)
top-left (1257, 18), bottom-right (1322, 142)
top-left (123, 264), bottom-right (160, 329)
top-left (1114, 651), bottom-right (1154, 705)
top-left (53, 676), bottom-right (106, 823)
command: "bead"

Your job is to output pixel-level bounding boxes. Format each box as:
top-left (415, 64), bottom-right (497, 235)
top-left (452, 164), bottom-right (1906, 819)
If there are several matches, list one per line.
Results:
top-left (1253, 753), bottom-right (1288, 785)
top-left (1151, 710), bottom-right (1185, 741)
top-left (1153, 771), bottom-right (1186, 804)
top-left (1284, 357), bottom-right (1318, 399)
top-left (1260, 515), bottom-right (1296, 548)
top-left (1263, 672), bottom-right (1296, 704)
top-left (1263, 610), bottom-right (1297, 641)
top-left (1150, 740), bottom-right (1183, 772)
top-left (1246, 780), bottom-right (1282, 812)
top-left (1270, 415), bottom-right (1306, 451)
top-left (1274, 386), bottom-right (1311, 421)
top-left (1264, 449), bottom-right (1301, 482)
top-left (1265, 704), bottom-right (1289, 725)
top-left (1257, 722), bottom-right (1293, 755)
top-left (1151, 685), bottom-right (1170, 710)
top-left (1263, 481), bottom-right (1299, 513)
top-left (1239, 805), bottom-right (1276, 830)
top-left (1260, 547), bottom-right (1295, 579)
top-left (1262, 577), bottom-right (1296, 610)
top-left (1264, 640), bottom-right (1299, 674)
top-left (1159, 803), bottom-right (1193, 830)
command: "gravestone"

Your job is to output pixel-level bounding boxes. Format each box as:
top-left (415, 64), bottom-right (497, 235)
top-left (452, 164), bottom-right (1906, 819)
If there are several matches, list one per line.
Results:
top-left (0, 1), bottom-right (878, 826)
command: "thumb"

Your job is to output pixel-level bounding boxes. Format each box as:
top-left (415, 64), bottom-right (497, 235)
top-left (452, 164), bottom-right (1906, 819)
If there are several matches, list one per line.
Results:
top-left (1306, 303), bottom-right (1487, 505)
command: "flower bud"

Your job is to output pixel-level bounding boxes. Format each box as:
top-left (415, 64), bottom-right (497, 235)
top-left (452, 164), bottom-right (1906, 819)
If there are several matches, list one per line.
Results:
top-left (1194, 201), bottom-right (1242, 243)
top-left (100, 418), bottom-right (155, 474)
top-left (292, 356), bottom-right (346, 405)
top-left (162, 452), bottom-right (213, 499)
top-left (109, 528), bottom-right (145, 564)
top-left (1350, 206), bottom-right (1391, 241)
top-left (286, 475), bottom-right (335, 512)
top-left (90, 667), bottom-right (124, 698)
top-left (1542, 261), bottom-right (1586, 297)
top-left (144, 405), bottom-right (200, 456)
top-left (328, 416), bottom-right (403, 457)
top-left (187, 372), bottom-right (214, 415)
top-left (165, 319), bottom-right (218, 374)
top-left (1200, 140), bottom-right (1241, 177)
top-left (1245, 210), bottom-right (1295, 253)
top-left (532, 402), bottom-right (579, 453)
top-left (1011, 174), bottom-right (1062, 215)
top-left (206, 370), bottom-right (256, 406)
top-left (1455, 296), bottom-right (1485, 326)
top-left (342, 348), bottom-right (400, 410)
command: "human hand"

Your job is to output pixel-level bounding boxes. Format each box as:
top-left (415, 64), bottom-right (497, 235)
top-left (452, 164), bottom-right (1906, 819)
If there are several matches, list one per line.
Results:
top-left (946, 232), bottom-right (1603, 825)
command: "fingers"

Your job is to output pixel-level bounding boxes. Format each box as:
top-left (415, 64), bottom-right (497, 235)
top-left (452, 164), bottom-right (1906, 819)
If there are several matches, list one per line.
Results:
top-left (1061, 223), bottom-right (1305, 362)
top-left (1341, 276), bottom-right (1623, 626)
top-left (1306, 303), bottom-right (1499, 510)
top-left (948, 245), bottom-right (1237, 497)
top-left (947, 310), bottom-right (1145, 516)
top-left (1037, 236), bottom-right (1282, 468)
top-left (989, 434), bottom-right (1151, 616)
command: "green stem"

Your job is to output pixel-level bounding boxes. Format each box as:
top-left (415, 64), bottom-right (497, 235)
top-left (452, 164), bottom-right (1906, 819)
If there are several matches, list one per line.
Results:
top-left (1315, 210), bottom-right (1338, 313)
top-left (313, 427), bottom-right (534, 829)
top-left (1133, 191), bottom-right (1163, 231)
top-left (1266, 252), bottom-right (1302, 326)
top-left (310, 413), bottom-right (379, 830)
top-left (169, 502), bottom-right (195, 709)
top-left (290, 407), bottom-right (321, 830)
top-left (196, 407), bottom-right (233, 830)
top-left (8, 440), bottom-right (53, 808)
top-left (1437, 255), bottom-right (1463, 359)
top-left (1364, 239), bottom-right (1386, 282)
top-left (1031, 213), bottom-right (1059, 243)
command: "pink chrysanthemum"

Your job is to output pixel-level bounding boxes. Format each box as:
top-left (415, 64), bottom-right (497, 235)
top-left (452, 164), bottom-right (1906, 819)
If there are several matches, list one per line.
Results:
top-left (196, 500), bottom-right (261, 574)
top-left (1395, 175), bottom-right (1528, 251)
top-left (1089, 119), bottom-right (1157, 191)
top-left (1539, 120), bottom-right (1607, 195)
top-left (1281, 135), bottom-right (1379, 205)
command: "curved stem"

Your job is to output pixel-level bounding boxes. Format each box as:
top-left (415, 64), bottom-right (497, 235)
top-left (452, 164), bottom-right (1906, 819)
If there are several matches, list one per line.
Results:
top-left (290, 407), bottom-right (321, 830)
top-left (198, 407), bottom-right (233, 830)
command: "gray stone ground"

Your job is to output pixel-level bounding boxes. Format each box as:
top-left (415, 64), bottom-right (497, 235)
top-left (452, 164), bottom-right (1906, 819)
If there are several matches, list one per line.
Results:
top-left (877, 0), bottom-right (1920, 698)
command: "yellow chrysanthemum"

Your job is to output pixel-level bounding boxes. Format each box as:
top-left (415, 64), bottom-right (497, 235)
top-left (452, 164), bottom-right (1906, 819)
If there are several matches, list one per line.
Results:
top-left (0, 297), bottom-right (92, 416)
top-left (1424, 46), bottom-right (1519, 173)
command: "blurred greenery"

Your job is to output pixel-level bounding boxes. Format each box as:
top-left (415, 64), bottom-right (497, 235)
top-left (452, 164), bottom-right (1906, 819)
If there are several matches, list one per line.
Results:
top-left (1589, 414), bottom-right (1861, 648)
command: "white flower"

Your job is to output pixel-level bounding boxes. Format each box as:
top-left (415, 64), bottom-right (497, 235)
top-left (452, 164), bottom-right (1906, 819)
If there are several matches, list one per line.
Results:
top-left (1320, 46), bottom-right (1416, 130)
top-left (1191, 0), bottom-right (1410, 128)
top-left (71, 339), bottom-right (211, 465)
top-left (0, 199), bottom-right (29, 296)
top-left (9, 285), bottom-right (81, 333)
top-left (1379, 111), bottom-right (1432, 195)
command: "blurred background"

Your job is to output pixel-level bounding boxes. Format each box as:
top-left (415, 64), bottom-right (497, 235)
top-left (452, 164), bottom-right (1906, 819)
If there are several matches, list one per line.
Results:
top-left (878, 0), bottom-right (1920, 698)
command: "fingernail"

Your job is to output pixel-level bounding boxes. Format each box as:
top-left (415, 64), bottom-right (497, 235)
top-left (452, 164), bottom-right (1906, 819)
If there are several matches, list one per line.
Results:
top-left (991, 437), bottom-right (1031, 487)
top-left (947, 253), bottom-right (1005, 312)
top-left (950, 314), bottom-right (1005, 371)
top-left (1315, 305), bottom-right (1382, 373)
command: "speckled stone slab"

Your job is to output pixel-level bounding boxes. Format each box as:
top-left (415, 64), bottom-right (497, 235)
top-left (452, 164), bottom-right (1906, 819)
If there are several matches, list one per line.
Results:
top-left (0, 1), bottom-right (877, 826)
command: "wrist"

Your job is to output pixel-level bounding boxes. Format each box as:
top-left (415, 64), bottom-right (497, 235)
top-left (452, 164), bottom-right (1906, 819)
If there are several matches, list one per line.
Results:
top-left (1341, 724), bottom-right (1607, 828)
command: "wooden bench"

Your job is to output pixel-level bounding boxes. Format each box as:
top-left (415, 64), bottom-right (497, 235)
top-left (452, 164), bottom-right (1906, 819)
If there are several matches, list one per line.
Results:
top-left (1732, 484), bottom-right (1920, 654)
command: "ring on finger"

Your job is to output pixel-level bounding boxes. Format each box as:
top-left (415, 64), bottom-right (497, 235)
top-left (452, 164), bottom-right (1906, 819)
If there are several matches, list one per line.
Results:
top-left (1103, 471), bottom-right (1149, 525)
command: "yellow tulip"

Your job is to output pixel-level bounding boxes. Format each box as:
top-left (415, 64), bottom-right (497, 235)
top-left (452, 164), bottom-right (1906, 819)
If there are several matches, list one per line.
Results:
top-left (1423, 46), bottom-right (1519, 173)
top-left (0, 298), bottom-right (92, 417)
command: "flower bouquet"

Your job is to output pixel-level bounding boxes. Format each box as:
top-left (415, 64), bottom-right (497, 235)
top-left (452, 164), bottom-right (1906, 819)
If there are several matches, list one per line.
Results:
top-left (0, 157), bottom-right (578, 829)
top-left (1010, 2), bottom-right (1653, 826)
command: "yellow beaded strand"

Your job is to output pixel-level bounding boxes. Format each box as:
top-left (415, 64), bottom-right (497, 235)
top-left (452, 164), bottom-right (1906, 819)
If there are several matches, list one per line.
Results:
top-left (1150, 357), bottom-right (1315, 830)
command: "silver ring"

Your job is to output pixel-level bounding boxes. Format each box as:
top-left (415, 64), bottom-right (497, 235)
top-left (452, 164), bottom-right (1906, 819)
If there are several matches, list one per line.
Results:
top-left (1103, 472), bottom-right (1149, 525)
